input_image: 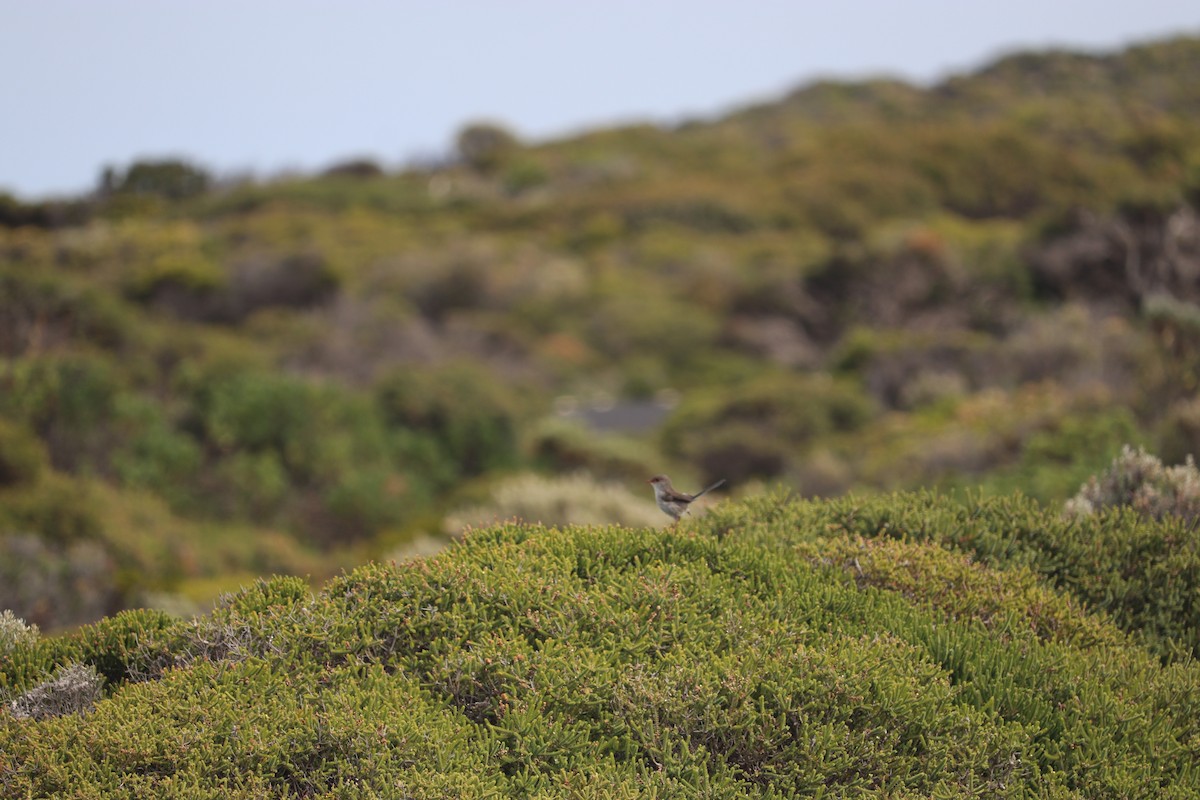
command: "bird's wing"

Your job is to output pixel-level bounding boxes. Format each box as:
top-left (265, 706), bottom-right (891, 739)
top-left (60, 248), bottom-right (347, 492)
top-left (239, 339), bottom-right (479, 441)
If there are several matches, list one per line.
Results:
top-left (663, 487), bottom-right (695, 503)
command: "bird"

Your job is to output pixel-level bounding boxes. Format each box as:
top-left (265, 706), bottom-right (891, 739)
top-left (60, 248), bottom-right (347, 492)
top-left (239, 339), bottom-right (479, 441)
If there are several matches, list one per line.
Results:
top-left (646, 474), bottom-right (726, 524)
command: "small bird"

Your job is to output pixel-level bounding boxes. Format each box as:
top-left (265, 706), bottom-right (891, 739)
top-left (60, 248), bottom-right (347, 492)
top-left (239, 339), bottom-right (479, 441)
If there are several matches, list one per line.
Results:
top-left (647, 474), bottom-right (726, 524)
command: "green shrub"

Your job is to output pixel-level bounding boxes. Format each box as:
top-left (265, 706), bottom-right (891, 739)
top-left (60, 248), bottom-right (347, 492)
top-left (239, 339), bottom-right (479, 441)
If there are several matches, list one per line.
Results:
top-left (179, 364), bottom-right (429, 541)
top-left (1, 607), bottom-right (178, 698)
top-left (124, 251), bottom-right (225, 302)
top-left (0, 418), bottom-right (47, 487)
top-left (0, 473), bottom-right (105, 545)
top-left (218, 575), bottom-right (311, 616)
top-left (970, 410), bottom-right (1143, 502)
top-left (216, 450), bottom-right (290, 520)
top-left (321, 463), bottom-right (410, 538)
top-left (0, 268), bottom-right (130, 356)
top-left (583, 290), bottom-right (722, 366)
top-left (456, 121), bottom-right (520, 173)
top-left (1160, 395), bottom-right (1200, 465)
top-left (749, 490), bottom-right (1200, 658)
top-left (320, 158), bottom-right (385, 179)
top-left (193, 369), bottom-right (314, 458)
top-left (192, 368), bottom-right (356, 475)
top-left (503, 158), bottom-right (550, 194)
top-left (4, 495), bottom-right (1200, 796)
top-left (0, 353), bottom-right (121, 473)
top-left (126, 248), bottom-right (339, 323)
top-left (102, 158), bottom-right (212, 200)
top-left (65, 608), bottom-right (186, 685)
top-left (913, 122), bottom-right (1095, 218)
top-left (376, 362), bottom-right (522, 481)
top-left (0, 193), bottom-right (92, 229)
top-left (801, 535), bottom-right (1125, 649)
top-left (661, 372), bottom-right (874, 484)
top-left (111, 398), bottom-right (204, 508)
top-left (3, 659), bottom-right (509, 798)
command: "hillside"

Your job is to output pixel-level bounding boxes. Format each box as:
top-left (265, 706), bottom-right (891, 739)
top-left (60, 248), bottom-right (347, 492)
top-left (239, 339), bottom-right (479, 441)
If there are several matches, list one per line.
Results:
top-left (2, 34), bottom-right (1200, 630)
top-left (3, 492), bottom-right (1200, 797)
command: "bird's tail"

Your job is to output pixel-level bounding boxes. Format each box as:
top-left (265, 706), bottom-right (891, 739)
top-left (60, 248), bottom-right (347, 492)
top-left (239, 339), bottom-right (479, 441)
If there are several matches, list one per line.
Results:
top-left (692, 478), bottom-right (727, 500)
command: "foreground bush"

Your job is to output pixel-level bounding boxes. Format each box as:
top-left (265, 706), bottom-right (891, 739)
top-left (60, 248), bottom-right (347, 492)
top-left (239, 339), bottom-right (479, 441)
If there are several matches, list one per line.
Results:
top-left (3, 493), bottom-right (1199, 797)
top-left (757, 490), bottom-right (1200, 658)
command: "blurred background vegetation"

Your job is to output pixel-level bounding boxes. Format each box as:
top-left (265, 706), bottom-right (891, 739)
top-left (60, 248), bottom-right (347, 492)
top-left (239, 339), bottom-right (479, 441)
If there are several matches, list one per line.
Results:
top-left (3, 35), bottom-right (1200, 630)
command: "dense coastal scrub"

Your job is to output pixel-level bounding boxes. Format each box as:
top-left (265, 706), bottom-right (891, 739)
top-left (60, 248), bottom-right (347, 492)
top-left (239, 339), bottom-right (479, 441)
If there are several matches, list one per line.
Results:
top-left (2, 36), bottom-right (1200, 627)
top-left (3, 34), bottom-right (1200, 795)
top-left (3, 491), bottom-right (1199, 797)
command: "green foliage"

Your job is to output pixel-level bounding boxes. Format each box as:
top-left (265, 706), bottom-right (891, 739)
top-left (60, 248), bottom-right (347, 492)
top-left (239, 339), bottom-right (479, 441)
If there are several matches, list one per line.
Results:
top-left (111, 396), bottom-right (204, 507)
top-left (320, 157), bottom-right (385, 179)
top-left (0, 267), bottom-right (130, 355)
top-left (177, 364), bottom-right (416, 540)
top-left (0, 353), bottom-right (119, 469)
top-left (1161, 396), bottom-right (1200, 465)
top-left (760, 490), bottom-right (1200, 658)
top-left (4, 494), bottom-right (1200, 796)
top-left (218, 575), bottom-right (312, 616)
top-left (0, 192), bottom-right (92, 229)
top-left (829, 382), bottom-right (1145, 501)
top-left (585, 289), bottom-right (722, 366)
top-left (124, 251), bottom-right (226, 302)
top-left (194, 368), bottom-right (317, 461)
top-left (0, 418), bottom-right (47, 487)
top-left (102, 158), bottom-right (212, 200)
top-left (1, 607), bottom-right (179, 697)
top-left (3, 659), bottom-right (510, 798)
top-left (661, 372), bottom-right (874, 484)
top-left (802, 535), bottom-right (1125, 649)
top-left (914, 122), bottom-right (1100, 218)
top-left (376, 362), bottom-right (522, 482)
top-left (503, 157), bottom-right (551, 194)
top-left (456, 121), bottom-right (520, 173)
top-left (61, 608), bottom-right (183, 686)
top-left (969, 409), bottom-right (1143, 501)
top-left (0, 473), bottom-right (105, 545)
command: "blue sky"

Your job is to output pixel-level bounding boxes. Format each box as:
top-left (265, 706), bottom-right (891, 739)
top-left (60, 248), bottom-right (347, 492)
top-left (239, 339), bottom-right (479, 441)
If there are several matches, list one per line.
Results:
top-left (3, 1), bottom-right (1197, 199)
